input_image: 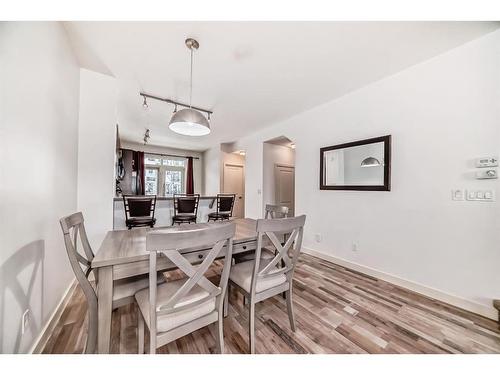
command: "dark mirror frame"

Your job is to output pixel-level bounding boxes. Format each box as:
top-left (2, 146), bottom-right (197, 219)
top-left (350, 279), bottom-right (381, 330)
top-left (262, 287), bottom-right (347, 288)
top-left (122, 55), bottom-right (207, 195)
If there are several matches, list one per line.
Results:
top-left (320, 135), bottom-right (391, 191)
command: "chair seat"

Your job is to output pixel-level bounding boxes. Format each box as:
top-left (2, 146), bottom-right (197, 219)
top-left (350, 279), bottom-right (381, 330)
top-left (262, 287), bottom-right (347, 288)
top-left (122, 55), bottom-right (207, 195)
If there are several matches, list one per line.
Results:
top-left (113, 273), bottom-right (164, 301)
top-left (208, 212), bottom-right (230, 219)
top-left (172, 214), bottom-right (196, 222)
top-left (230, 258), bottom-right (286, 294)
top-left (126, 216), bottom-right (156, 225)
top-left (135, 279), bottom-right (216, 333)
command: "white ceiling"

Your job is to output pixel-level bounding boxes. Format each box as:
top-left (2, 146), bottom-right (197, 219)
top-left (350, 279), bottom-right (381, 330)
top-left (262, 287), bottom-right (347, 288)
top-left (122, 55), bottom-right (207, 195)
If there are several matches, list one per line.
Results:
top-left (64, 21), bottom-right (499, 151)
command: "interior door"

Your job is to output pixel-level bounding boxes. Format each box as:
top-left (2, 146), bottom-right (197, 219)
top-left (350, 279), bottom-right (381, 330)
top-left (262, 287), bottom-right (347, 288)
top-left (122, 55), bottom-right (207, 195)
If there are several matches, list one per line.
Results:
top-left (275, 164), bottom-right (295, 216)
top-left (223, 164), bottom-right (245, 218)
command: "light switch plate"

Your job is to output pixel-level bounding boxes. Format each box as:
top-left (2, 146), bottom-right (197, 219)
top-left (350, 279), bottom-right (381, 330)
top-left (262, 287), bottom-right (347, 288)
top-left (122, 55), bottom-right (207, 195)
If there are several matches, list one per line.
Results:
top-left (465, 189), bottom-right (495, 202)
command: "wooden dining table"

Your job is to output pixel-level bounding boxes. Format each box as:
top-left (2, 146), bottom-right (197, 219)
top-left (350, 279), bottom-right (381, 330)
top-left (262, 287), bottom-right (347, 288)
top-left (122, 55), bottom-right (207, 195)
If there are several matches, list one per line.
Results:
top-left (91, 218), bottom-right (260, 354)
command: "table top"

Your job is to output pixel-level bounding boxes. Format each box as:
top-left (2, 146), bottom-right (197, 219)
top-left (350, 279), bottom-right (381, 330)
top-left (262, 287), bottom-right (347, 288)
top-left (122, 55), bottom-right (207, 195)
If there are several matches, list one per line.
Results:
top-left (92, 218), bottom-right (258, 268)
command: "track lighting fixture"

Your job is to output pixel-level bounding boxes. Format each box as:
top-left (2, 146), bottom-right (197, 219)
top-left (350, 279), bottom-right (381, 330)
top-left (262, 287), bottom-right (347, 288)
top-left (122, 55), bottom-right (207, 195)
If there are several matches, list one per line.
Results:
top-left (139, 38), bottom-right (213, 137)
top-left (142, 96), bottom-right (148, 110)
top-left (143, 129), bottom-right (150, 144)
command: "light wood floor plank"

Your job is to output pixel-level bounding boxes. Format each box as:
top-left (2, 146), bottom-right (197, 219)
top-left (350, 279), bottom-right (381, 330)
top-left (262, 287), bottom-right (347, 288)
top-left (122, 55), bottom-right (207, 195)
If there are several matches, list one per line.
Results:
top-left (41, 254), bottom-right (500, 354)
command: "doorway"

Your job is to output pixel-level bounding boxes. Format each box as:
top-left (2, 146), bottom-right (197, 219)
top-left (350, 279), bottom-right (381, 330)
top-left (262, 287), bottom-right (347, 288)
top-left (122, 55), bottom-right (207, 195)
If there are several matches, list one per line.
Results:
top-left (262, 136), bottom-right (296, 217)
top-left (275, 164), bottom-right (295, 216)
top-left (222, 163), bottom-right (245, 218)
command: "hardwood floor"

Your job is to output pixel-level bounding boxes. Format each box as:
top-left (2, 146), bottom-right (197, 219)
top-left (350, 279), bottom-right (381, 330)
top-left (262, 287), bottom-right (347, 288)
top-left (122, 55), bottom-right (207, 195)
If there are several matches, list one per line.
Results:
top-left (41, 254), bottom-right (500, 354)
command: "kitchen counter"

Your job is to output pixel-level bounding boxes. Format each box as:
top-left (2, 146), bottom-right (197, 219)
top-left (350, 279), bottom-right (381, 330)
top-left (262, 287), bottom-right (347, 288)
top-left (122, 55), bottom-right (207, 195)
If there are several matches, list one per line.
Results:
top-left (113, 196), bottom-right (217, 201)
top-left (113, 196), bottom-right (218, 229)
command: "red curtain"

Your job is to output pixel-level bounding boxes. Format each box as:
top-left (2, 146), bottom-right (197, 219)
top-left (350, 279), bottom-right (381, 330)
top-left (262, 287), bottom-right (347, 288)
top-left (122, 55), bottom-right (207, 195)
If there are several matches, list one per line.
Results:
top-left (136, 151), bottom-right (145, 195)
top-left (186, 156), bottom-right (194, 194)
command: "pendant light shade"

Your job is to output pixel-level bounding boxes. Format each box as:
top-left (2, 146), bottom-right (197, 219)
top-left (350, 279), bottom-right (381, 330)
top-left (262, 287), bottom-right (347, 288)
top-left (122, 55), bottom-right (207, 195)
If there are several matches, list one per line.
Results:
top-left (360, 157), bottom-right (382, 167)
top-left (167, 38), bottom-right (211, 137)
top-left (169, 108), bottom-right (211, 136)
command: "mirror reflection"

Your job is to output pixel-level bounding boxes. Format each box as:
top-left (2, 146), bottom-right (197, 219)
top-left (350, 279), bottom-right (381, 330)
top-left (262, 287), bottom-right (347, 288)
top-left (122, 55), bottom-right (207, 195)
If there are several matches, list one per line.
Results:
top-left (324, 142), bottom-right (384, 186)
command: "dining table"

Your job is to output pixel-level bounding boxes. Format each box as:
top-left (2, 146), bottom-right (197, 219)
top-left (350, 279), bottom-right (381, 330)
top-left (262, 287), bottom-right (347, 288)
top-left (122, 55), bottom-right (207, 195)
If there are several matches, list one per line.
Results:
top-left (91, 218), bottom-right (261, 354)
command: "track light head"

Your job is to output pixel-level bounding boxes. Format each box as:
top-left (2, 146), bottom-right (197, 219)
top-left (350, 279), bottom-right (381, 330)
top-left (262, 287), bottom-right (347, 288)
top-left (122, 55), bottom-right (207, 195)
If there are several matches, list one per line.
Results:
top-left (142, 96), bottom-right (148, 110)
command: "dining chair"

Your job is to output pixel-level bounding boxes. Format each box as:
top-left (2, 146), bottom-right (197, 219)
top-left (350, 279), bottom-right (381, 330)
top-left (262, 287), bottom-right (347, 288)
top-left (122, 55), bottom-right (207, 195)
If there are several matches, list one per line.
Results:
top-left (123, 195), bottom-right (157, 229)
top-left (234, 204), bottom-right (290, 264)
top-left (59, 212), bottom-right (164, 353)
top-left (135, 221), bottom-right (236, 354)
top-left (264, 204), bottom-right (289, 219)
top-left (172, 194), bottom-right (199, 225)
top-left (208, 194), bottom-right (235, 222)
top-left (228, 215), bottom-right (306, 353)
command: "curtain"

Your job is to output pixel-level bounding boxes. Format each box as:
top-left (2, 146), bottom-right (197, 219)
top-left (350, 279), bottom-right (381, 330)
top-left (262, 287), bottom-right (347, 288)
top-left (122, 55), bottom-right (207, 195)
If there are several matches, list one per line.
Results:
top-left (186, 156), bottom-right (194, 194)
top-left (136, 151), bottom-right (145, 195)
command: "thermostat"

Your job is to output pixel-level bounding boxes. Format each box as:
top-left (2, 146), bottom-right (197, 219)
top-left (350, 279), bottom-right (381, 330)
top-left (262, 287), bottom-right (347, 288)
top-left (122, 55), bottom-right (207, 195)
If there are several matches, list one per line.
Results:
top-left (475, 169), bottom-right (498, 179)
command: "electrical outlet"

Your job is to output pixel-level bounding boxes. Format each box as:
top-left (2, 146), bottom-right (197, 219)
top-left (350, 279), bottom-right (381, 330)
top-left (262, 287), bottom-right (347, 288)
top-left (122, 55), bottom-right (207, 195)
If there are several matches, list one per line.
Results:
top-left (22, 309), bottom-right (30, 335)
top-left (352, 242), bottom-right (358, 252)
top-left (315, 233), bottom-right (322, 243)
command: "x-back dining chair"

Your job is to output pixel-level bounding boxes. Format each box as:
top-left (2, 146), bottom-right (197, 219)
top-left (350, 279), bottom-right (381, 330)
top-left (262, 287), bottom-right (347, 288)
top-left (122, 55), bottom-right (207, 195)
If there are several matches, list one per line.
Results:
top-left (135, 221), bottom-right (236, 354)
top-left (60, 212), bottom-right (163, 353)
top-left (264, 204), bottom-right (289, 219)
top-left (235, 204), bottom-right (290, 264)
top-left (228, 215), bottom-right (306, 353)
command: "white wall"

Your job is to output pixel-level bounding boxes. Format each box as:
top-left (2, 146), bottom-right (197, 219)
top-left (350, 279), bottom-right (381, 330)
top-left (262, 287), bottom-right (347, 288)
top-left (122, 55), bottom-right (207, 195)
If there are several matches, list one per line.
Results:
top-left (121, 141), bottom-right (204, 195)
top-left (202, 146), bottom-right (221, 195)
top-left (262, 143), bottom-right (295, 215)
top-left (77, 69), bottom-right (117, 249)
top-left (227, 30), bottom-right (500, 317)
top-left (0, 22), bottom-right (80, 353)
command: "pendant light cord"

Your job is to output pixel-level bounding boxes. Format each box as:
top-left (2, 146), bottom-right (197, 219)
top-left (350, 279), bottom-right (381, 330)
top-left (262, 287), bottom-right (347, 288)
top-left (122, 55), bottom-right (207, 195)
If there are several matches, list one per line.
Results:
top-left (189, 48), bottom-right (193, 108)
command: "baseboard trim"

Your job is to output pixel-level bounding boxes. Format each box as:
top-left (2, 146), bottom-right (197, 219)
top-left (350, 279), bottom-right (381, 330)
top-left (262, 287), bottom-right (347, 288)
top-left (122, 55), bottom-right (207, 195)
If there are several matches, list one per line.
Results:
top-left (30, 279), bottom-right (77, 354)
top-left (302, 247), bottom-right (498, 321)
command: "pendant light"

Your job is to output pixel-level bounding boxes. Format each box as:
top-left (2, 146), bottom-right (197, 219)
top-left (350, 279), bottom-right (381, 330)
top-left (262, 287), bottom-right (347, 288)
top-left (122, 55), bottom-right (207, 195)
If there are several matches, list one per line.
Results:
top-left (169, 38), bottom-right (211, 136)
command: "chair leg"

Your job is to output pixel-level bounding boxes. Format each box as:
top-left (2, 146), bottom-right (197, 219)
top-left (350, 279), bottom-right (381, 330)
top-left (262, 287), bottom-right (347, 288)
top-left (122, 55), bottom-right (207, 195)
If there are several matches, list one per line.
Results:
top-left (223, 285), bottom-right (229, 318)
top-left (85, 308), bottom-right (98, 354)
top-left (149, 333), bottom-right (156, 355)
top-left (138, 311), bottom-right (145, 354)
top-left (215, 316), bottom-right (224, 354)
top-left (248, 300), bottom-right (255, 354)
top-left (285, 288), bottom-right (296, 332)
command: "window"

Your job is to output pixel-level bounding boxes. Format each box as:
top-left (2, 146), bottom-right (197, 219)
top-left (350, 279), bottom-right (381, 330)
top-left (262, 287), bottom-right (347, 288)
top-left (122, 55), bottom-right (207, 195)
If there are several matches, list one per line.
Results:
top-left (144, 154), bottom-right (187, 196)
top-left (145, 168), bottom-right (159, 195)
top-left (165, 169), bottom-right (184, 195)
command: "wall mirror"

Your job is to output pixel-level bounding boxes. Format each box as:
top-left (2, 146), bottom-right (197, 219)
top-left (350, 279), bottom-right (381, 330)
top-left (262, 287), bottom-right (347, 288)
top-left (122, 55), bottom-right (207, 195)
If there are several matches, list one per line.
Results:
top-left (320, 135), bottom-right (391, 191)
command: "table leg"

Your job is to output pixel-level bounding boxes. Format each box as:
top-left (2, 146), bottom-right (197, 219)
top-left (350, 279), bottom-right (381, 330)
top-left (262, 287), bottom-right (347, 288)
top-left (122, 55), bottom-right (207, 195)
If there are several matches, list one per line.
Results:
top-left (97, 266), bottom-right (113, 354)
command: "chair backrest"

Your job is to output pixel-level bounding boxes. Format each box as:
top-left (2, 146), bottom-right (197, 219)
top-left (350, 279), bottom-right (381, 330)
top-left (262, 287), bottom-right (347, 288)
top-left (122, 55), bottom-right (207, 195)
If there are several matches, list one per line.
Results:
top-left (251, 215), bottom-right (306, 291)
top-left (146, 222), bottom-right (236, 327)
top-left (123, 195), bottom-right (157, 219)
top-left (174, 194), bottom-right (200, 216)
top-left (59, 212), bottom-right (98, 352)
top-left (217, 194), bottom-right (235, 215)
top-left (264, 204), bottom-right (289, 219)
